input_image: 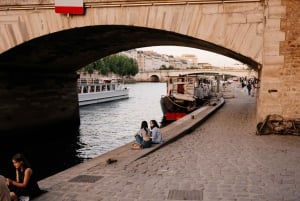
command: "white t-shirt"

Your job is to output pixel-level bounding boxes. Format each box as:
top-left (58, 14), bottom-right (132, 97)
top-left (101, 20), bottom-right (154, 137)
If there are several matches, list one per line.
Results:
top-left (151, 127), bottom-right (163, 143)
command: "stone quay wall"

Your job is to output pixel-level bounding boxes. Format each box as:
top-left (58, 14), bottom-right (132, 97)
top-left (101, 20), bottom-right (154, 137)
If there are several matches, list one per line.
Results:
top-left (258, 0), bottom-right (300, 122)
top-left (0, 72), bottom-right (80, 134)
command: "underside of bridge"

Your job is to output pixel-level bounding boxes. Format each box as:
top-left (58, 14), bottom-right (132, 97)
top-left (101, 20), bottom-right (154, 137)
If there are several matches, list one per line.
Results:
top-left (0, 25), bottom-right (260, 134)
top-left (0, 25), bottom-right (259, 73)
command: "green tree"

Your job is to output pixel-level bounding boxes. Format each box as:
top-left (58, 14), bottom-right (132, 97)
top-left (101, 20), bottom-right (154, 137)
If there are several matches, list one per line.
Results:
top-left (83, 62), bottom-right (95, 77)
top-left (96, 59), bottom-right (109, 75)
top-left (128, 58), bottom-right (138, 76)
top-left (82, 54), bottom-right (139, 77)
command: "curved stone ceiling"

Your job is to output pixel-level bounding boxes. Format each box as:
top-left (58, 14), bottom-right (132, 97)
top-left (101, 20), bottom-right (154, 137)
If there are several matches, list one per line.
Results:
top-left (0, 25), bottom-right (259, 72)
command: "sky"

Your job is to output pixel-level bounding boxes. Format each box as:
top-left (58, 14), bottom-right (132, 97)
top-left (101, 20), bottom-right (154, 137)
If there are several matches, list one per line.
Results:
top-left (137, 46), bottom-right (243, 67)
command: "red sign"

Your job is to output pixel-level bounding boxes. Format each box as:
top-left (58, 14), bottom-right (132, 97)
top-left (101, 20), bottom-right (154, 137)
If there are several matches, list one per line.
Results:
top-left (55, 0), bottom-right (84, 15)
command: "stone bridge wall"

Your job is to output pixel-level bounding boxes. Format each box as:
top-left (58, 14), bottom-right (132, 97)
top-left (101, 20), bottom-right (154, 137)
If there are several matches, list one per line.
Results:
top-left (0, 0), bottom-right (264, 65)
top-left (0, 72), bottom-right (80, 133)
top-left (257, 0), bottom-right (300, 122)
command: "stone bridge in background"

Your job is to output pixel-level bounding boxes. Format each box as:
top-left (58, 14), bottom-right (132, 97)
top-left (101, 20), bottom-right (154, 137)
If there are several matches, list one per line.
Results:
top-left (135, 68), bottom-right (257, 82)
top-left (0, 0), bottom-right (299, 133)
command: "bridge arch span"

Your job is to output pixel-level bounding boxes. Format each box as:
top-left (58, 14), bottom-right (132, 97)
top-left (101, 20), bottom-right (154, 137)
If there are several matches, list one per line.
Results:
top-left (0, 1), bottom-right (263, 71)
top-left (149, 74), bottom-right (160, 82)
top-left (0, 25), bottom-right (258, 72)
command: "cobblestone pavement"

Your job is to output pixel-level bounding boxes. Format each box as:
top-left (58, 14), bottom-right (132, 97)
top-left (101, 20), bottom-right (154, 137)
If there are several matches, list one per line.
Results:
top-left (35, 84), bottom-right (300, 201)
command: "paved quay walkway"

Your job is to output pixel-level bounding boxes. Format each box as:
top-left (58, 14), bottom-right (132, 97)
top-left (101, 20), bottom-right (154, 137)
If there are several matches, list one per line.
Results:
top-left (35, 84), bottom-right (300, 201)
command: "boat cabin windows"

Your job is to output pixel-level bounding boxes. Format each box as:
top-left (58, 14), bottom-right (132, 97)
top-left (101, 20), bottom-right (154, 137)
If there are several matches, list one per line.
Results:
top-left (82, 86), bottom-right (88, 93)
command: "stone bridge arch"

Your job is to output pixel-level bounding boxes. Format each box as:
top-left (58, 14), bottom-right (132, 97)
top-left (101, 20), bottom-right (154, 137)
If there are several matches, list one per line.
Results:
top-left (0, 0), bottom-right (263, 71)
top-left (150, 74), bottom-right (160, 82)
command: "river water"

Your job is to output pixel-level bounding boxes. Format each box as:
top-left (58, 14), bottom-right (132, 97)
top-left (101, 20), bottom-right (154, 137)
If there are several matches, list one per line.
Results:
top-left (0, 82), bottom-right (166, 180)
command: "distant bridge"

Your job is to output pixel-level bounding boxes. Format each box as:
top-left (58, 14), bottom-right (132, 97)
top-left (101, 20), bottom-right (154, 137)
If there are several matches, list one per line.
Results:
top-left (134, 69), bottom-right (257, 82)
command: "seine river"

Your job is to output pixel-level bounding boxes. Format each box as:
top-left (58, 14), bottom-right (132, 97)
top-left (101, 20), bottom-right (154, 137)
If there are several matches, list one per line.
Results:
top-left (0, 82), bottom-right (166, 180)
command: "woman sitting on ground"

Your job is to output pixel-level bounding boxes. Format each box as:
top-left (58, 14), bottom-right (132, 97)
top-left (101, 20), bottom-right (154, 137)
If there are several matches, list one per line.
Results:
top-left (6, 153), bottom-right (41, 201)
top-left (132, 121), bottom-right (152, 149)
top-left (150, 119), bottom-right (163, 144)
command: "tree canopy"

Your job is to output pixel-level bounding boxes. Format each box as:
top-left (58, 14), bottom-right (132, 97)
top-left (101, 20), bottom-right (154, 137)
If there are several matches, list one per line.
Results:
top-left (82, 54), bottom-right (139, 76)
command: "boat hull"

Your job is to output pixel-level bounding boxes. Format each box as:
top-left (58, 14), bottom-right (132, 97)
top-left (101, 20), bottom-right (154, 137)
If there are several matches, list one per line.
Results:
top-left (165, 112), bottom-right (187, 121)
top-left (78, 89), bottom-right (129, 106)
top-left (160, 95), bottom-right (199, 121)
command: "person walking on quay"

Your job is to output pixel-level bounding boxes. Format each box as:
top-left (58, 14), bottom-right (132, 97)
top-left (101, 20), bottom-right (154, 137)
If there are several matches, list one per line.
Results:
top-left (6, 153), bottom-right (41, 201)
top-left (150, 119), bottom-right (163, 144)
top-left (246, 80), bottom-right (252, 96)
top-left (0, 175), bottom-right (10, 201)
top-left (132, 121), bottom-right (152, 150)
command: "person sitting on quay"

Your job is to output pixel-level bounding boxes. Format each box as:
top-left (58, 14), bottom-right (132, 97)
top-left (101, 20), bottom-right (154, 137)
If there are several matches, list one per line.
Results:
top-left (5, 153), bottom-right (41, 201)
top-left (132, 121), bottom-right (152, 150)
top-left (149, 119), bottom-right (163, 144)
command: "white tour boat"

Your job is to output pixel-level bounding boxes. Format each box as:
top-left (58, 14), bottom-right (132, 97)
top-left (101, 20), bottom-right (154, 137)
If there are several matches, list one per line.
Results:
top-left (78, 78), bottom-right (129, 106)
